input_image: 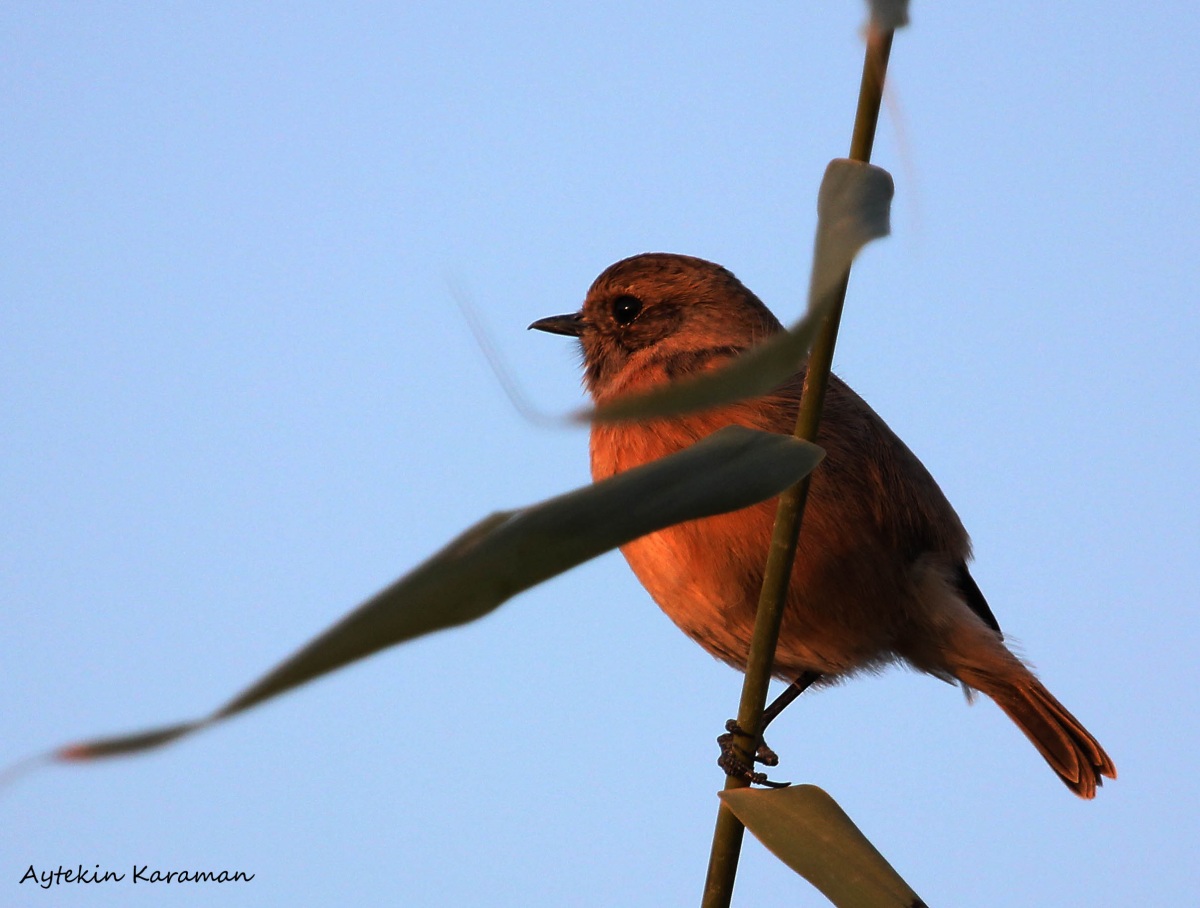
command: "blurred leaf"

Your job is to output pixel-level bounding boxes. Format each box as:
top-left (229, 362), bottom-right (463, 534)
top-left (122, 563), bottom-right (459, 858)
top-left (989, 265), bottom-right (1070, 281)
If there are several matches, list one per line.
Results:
top-left (867, 0), bottom-right (910, 30)
top-left (56, 426), bottom-right (823, 762)
top-left (587, 159), bottom-right (893, 424)
top-left (719, 785), bottom-right (926, 908)
top-left (808, 159), bottom-right (893, 311)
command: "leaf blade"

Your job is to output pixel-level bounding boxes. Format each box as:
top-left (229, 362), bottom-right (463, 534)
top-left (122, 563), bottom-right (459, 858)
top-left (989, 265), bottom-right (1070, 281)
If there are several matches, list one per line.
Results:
top-left (719, 785), bottom-right (926, 908)
top-left (56, 427), bottom-right (823, 761)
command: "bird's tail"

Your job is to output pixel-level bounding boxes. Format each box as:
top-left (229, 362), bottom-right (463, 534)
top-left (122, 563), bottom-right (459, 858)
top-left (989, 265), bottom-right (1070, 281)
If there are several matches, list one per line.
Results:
top-left (910, 561), bottom-right (1117, 798)
top-left (959, 666), bottom-right (1117, 799)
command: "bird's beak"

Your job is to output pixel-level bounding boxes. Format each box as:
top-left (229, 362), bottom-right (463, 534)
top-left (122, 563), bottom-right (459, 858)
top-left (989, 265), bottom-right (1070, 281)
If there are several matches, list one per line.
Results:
top-left (528, 312), bottom-right (584, 337)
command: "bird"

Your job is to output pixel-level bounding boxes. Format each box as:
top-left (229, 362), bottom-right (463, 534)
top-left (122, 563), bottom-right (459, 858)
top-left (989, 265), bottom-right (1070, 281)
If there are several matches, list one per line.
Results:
top-left (530, 252), bottom-right (1116, 798)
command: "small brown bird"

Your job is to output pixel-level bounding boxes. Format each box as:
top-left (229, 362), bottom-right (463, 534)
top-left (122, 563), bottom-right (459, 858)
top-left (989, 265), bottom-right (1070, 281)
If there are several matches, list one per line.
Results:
top-left (531, 252), bottom-right (1115, 798)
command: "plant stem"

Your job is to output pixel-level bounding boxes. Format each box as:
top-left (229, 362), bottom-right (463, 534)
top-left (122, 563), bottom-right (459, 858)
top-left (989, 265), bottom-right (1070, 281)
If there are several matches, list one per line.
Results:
top-left (700, 24), bottom-right (894, 908)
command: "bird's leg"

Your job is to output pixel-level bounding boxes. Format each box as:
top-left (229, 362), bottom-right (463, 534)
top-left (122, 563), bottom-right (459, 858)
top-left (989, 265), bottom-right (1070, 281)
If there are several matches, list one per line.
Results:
top-left (717, 671), bottom-right (822, 787)
top-left (761, 670), bottom-right (823, 731)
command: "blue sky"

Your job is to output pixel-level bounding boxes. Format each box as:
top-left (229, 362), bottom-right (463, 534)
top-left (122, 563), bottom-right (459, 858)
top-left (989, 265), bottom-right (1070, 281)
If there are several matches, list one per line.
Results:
top-left (3, 3), bottom-right (1197, 905)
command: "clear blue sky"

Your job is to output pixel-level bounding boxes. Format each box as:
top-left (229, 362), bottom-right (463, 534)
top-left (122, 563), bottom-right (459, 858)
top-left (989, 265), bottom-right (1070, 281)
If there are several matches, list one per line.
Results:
top-left (4, 3), bottom-right (1197, 905)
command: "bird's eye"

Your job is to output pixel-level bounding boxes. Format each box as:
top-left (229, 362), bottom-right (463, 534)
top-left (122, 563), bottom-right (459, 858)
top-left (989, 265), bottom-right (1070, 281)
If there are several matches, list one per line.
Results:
top-left (611, 294), bottom-right (643, 325)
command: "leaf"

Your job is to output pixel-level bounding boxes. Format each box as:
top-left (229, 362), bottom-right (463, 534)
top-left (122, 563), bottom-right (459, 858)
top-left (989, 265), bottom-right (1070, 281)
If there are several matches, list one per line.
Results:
top-left (808, 159), bottom-right (894, 313)
top-left (55, 426), bottom-right (823, 762)
top-left (719, 786), bottom-right (926, 908)
top-left (586, 159), bottom-right (894, 424)
top-left (867, 0), bottom-right (910, 31)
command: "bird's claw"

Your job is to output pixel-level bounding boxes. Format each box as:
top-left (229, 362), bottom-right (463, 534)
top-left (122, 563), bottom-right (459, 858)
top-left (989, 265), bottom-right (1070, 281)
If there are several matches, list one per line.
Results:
top-left (717, 720), bottom-right (791, 788)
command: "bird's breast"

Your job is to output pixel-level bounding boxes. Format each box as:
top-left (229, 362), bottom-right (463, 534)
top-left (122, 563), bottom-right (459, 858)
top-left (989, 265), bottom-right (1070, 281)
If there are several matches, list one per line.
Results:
top-left (588, 411), bottom-right (919, 677)
top-left (590, 418), bottom-right (777, 670)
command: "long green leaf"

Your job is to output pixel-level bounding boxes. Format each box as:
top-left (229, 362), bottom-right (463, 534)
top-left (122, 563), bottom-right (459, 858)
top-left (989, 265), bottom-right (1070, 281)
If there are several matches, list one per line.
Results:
top-left (56, 426), bottom-right (823, 762)
top-left (719, 785), bottom-right (926, 908)
top-left (586, 159), bottom-right (893, 424)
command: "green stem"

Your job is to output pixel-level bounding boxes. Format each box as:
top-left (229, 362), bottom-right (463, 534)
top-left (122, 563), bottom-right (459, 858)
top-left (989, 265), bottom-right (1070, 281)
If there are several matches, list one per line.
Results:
top-left (700, 25), bottom-right (894, 908)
